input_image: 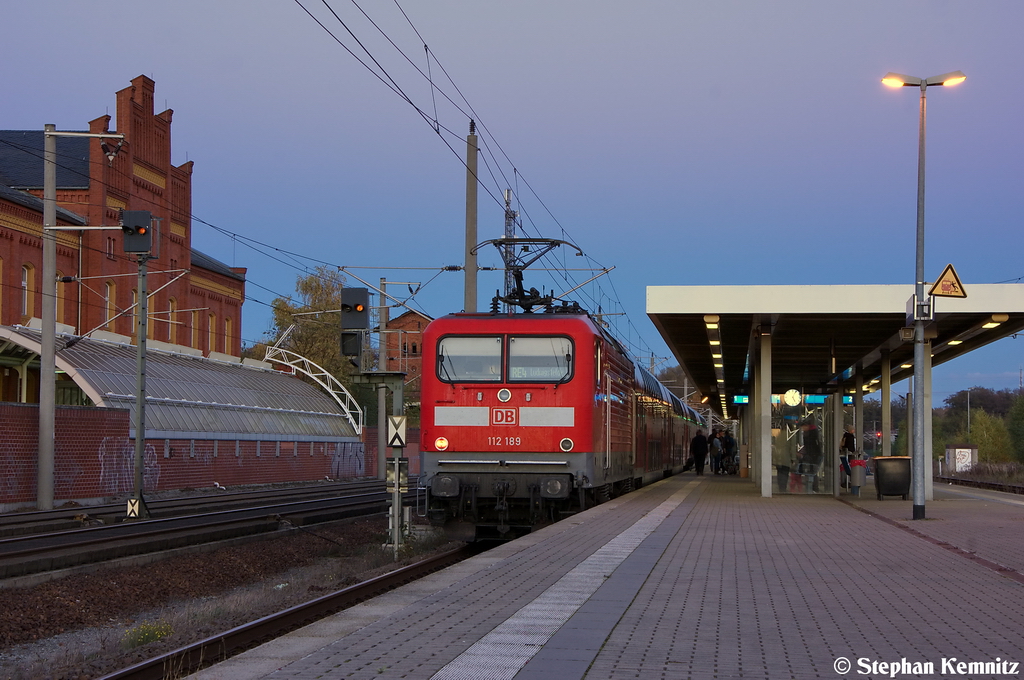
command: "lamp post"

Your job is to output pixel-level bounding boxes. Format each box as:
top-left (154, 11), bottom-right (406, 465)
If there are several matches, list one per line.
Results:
top-left (882, 70), bottom-right (965, 520)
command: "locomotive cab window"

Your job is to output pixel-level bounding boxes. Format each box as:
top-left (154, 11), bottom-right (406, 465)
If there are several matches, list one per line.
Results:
top-left (509, 336), bottom-right (573, 383)
top-left (437, 336), bottom-right (502, 382)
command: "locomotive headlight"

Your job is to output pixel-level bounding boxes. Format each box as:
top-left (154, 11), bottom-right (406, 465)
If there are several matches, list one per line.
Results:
top-left (559, 438), bottom-right (574, 452)
top-left (434, 437), bottom-right (449, 451)
top-left (540, 476), bottom-right (570, 499)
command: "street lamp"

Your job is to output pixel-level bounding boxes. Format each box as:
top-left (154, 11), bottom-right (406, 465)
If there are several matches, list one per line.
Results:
top-left (881, 70), bottom-right (965, 520)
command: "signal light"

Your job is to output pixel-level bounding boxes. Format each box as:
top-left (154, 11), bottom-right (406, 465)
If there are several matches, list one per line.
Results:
top-left (340, 287), bottom-right (370, 356)
top-left (121, 210), bottom-right (153, 253)
top-left (340, 288), bottom-right (370, 329)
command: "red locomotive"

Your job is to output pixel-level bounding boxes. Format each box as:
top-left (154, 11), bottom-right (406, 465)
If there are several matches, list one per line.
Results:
top-left (421, 290), bottom-right (703, 540)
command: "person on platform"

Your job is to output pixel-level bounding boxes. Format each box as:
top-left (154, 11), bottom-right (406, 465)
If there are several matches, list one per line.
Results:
top-left (691, 430), bottom-right (708, 476)
top-left (840, 426), bottom-right (856, 489)
top-left (723, 429), bottom-right (737, 474)
top-left (710, 430), bottom-right (724, 474)
top-left (799, 420), bottom-right (824, 492)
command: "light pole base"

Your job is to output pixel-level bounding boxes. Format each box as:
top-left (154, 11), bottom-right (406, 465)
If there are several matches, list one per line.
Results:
top-left (912, 504), bottom-right (925, 520)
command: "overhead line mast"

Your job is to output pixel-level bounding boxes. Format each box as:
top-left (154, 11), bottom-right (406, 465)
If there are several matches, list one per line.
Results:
top-left (503, 189), bottom-right (518, 312)
top-left (463, 121), bottom-right (478, 313)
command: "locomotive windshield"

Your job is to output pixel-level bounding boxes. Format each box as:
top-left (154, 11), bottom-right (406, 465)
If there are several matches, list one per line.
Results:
top-left (508, 336), bottom-right (573, 382)
top-left (437, 336), bottom-right (502, 382)
top-left (436, 335), bottom-right (574, 383)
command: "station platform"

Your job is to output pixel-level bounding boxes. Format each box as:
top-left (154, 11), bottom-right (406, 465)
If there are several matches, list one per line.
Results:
top-left (193, 474), bottom-right (1024, 679)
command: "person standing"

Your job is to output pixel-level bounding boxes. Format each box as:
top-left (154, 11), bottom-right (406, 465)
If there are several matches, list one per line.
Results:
top-left (710, 430), bottom-right (724, 474)
top-left (800, 421), bottom-right (824, 492)
top-left (691, 430), bottom-right (708, 476)
top-left (723, 429), bottom-right (737, 474)
top-left (840, 426), bottom-right (856, 489)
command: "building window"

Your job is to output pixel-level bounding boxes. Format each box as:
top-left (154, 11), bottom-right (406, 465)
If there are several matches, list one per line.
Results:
top-left (21, 265), bottom-right (34, 318)
top-left (106, 237), bottom-right (116, 260)
top-left (131, 289), bottom-right (138, 335)
top-left (208, 312), bottom-right (216, 353)
top-left (55, 270), bottom-right (65, 326)
top-left (105, 281), bottom-right (116, 331)
top-left (225, 317), bottom-right (233, 355)
top-left (167, 298), bottom-right (176, 343)
top-left (191, 310), bottom-right (199, 349)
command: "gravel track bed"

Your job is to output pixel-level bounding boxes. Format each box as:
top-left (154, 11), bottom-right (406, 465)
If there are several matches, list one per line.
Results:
top-left (0, 516), bottom-right (457, 680)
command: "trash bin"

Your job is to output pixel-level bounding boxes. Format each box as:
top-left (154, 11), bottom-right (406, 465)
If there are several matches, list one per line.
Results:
top-left (849, 458), bottom-right (867, 496)
top-left (874, 456), bottom-right (910, 500)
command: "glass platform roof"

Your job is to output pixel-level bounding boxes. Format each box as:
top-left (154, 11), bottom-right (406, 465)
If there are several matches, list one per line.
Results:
top-left (1, 326), bottom-right (359, 440)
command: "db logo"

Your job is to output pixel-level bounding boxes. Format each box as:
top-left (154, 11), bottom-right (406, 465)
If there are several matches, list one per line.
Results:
top-left (491, 408), bottom-right (517, 425)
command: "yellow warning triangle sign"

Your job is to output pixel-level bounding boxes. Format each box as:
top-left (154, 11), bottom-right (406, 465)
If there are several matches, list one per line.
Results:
top-left (929, 263), bottom-right (967, 298)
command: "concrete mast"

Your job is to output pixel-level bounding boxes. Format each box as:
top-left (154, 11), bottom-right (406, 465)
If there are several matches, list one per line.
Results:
top-left (464, 121), bottom-right (478, 312)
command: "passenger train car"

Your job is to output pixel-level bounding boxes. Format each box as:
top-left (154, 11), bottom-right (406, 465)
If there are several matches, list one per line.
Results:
top-left (421, 303), bottom-right (704, 540)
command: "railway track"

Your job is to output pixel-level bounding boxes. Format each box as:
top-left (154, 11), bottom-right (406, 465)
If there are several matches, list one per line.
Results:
top-left (96, 544), bottom-right (478, 680)
top-left (935, 475), bottom-right (1024, 495)
top-left (0, 481), bottom-right (383, 539)
top-left (0, 483), bottom-right (398, 580)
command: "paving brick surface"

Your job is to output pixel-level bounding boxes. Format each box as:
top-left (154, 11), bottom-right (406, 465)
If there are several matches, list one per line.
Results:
top-left (847, 482), bottom-right (1024, 575)
top-left (194, 475), bottom-right (1024, 680)
top-left (589, 478), bottom-right (1024, 679)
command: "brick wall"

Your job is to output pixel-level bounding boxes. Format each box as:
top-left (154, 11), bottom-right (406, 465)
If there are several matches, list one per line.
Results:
top-left (362, 426), bottom-right (420, 476)
top-left (0, 403), bottom-right (369, 510)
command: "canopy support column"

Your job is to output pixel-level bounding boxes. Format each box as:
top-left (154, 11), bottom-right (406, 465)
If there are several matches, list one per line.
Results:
top-left (881, 352), bottom-right (892, 456)
top-left (758, 330), bottom-right (772, 497)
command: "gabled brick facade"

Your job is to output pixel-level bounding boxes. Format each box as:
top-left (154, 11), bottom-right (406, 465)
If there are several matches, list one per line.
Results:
top-left (383, 309), bottom-right (431, 404)
top-left (0, 75), bottom-right (245, 358)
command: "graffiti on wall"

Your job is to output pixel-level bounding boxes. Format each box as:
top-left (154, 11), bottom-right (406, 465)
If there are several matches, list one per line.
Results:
top-left (330, 441), bottom-right (365, 479)
top-left (98, 437), bottom-right (161, 495)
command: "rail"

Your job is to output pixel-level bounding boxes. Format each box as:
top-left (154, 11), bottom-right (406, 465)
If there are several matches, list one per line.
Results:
top-left (0, 492), bottom-right (389, 580)
top-left (96, 545), bottom-right (478, 680)
top-left (935, 475), bottom-right (1024, 496)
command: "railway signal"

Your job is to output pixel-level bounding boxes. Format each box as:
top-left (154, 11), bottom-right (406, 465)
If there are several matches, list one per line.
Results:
top-left (121, 210), bottom-right (152, 253)
top-left (340, 287), bottom-right (369, 356)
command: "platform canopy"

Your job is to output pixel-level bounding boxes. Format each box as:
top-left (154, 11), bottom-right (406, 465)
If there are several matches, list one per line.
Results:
top-left (0, 326), bottom-right (359, 441)
top-left (647, 284), bottom-right (1024, 418)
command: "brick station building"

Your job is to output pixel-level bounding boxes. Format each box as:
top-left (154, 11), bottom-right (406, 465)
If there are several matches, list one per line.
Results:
top-left (0, 77), bottom-right (367, 509)
top-left (0, 75), bottom-right (245, 372)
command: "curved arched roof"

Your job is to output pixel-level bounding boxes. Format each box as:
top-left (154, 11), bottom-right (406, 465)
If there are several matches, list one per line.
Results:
top-left (0, 326), bottom-right (359, 441)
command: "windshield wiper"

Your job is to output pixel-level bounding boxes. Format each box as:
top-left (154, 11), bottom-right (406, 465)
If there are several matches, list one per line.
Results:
top-left (554, 353), bottom-right (573, 386)
top-left (438, 347), bottom-right (455, 382)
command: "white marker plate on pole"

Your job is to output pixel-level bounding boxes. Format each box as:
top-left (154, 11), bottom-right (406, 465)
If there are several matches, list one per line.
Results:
top-left (388, 415), bottom-right (407, 448)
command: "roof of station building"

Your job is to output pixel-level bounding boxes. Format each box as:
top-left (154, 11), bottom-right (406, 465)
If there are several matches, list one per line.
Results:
top-left (647, 284), bottom-right (1024, 418)
top-left (0, 326), bottom-right (358, 441)
top-left (191, 249), bottom-right (246, 281)
top-left (0, 131), bottom-right (91, 190)
top-left (0, 183), bottom-right (86, 224)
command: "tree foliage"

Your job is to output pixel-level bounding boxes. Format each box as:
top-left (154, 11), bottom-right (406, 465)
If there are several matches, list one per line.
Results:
top-left (242, 265), bottom-right (354, 385)
top-left (1006, 395), bottom-right (1024, 463)
top-left (952, 409), bottom-right (1013, 463)
top-left (943, 387), bottom-right (1018, 419)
